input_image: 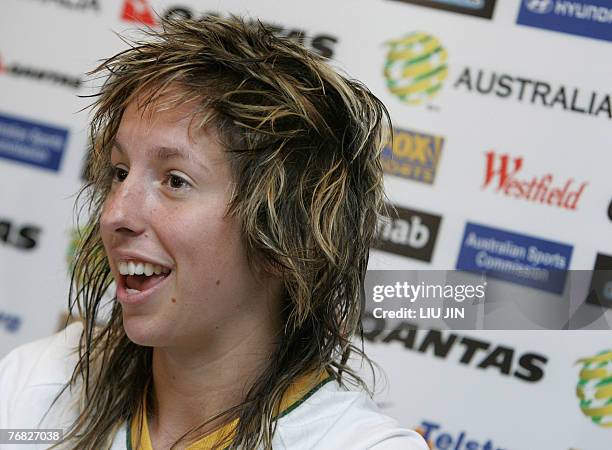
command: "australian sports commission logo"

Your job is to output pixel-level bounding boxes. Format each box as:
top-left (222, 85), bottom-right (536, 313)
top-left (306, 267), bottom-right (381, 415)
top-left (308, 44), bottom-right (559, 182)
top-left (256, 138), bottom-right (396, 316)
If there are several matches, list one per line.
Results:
top-left (518, 0), bottom-right (612, 43)
top-left (381, 128), bottom-right (444, 184)
top-left (576, 350), bottom-right (612, 428)
top-left (383, 32), bottom-right (448, 106)
top-left (456, 222), bottom-right (573, 294)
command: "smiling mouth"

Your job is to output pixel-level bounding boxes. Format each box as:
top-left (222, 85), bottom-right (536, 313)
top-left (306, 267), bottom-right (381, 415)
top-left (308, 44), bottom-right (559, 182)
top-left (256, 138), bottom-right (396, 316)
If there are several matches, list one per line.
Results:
top-left (123, 272), bottom-right (171, 294)
top-left (117, 260), bottom-right (172, 296)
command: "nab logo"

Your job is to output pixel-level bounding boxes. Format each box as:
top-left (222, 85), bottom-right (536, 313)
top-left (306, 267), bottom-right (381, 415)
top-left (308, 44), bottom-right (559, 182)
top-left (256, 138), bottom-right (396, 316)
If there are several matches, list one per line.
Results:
top-left (524, 0), bottom-right (554, 14)
top-left (121, 0), bottom-right (155, 26)
top-left (373, 204), bottom-right (441, 262)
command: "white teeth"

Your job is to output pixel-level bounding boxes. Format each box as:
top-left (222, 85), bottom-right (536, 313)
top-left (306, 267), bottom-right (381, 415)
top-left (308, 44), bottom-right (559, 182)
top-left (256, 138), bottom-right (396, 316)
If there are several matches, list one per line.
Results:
top-left (118, 261), bottom-right (128, 275)
top-left (144, 263), bottom-right (154, 276)
top-left (134, 262), bottom-right (144, 275)
top-left (117, 260), bottom-right (171, 276)
top-left (126, 288), bottom-right (141, 294)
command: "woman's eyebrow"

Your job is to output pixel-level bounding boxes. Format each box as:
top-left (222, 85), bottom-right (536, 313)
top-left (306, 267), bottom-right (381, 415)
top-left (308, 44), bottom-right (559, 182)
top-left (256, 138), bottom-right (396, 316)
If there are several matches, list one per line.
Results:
top-left (111, 138), bottom-right (209, 172)
top-left (153, 146), bottom-right (209, 173)
top-left (110, 138), bottom-right (124, 154)
top-left (154, 146), bottom-right (193, 163)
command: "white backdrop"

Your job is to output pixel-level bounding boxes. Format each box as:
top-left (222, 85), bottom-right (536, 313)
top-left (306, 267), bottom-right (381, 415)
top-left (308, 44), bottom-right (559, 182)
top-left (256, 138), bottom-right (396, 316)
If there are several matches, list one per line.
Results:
top-left (1, 1), bottom-right (611, 449)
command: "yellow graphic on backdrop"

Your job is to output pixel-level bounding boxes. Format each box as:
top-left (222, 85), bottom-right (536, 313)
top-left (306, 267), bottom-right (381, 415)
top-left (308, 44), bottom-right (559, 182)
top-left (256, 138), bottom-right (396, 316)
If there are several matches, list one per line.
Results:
top-left (384, 32), bottom-right (448, 105)
top-left (576, 350), bottom-right (612, 428)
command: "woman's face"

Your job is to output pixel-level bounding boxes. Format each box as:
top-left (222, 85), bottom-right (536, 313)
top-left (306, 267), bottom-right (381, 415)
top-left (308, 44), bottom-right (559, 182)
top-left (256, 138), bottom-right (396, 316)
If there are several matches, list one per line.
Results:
top-left (100, 97), bottom-right (280, 349)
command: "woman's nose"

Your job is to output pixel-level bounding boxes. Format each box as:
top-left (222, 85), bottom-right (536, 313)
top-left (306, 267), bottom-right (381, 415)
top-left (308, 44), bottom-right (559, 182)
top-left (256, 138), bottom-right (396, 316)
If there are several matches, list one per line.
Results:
top-left (100, 173), bottom-right (148, 239)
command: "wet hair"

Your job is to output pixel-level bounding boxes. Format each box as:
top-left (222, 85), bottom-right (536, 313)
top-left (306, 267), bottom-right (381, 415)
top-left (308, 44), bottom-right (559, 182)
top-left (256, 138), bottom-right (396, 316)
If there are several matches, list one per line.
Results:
top-left (59, 14), bottom-right (390, 449)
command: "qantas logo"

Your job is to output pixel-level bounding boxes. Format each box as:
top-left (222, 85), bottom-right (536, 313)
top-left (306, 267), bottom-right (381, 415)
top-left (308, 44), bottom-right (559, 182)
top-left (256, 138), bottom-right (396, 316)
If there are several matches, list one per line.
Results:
top-left (0, 54), bottom-right (81, 90)
top-left (27, 0), bottom-right (99, 11)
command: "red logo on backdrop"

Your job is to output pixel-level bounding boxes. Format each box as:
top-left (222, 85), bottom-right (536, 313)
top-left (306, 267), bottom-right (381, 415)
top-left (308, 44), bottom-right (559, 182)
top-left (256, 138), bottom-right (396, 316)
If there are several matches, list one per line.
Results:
top-left (121, 0), bottom-right (156, 26)
top-left (483, 151), bottom-right (588, 210)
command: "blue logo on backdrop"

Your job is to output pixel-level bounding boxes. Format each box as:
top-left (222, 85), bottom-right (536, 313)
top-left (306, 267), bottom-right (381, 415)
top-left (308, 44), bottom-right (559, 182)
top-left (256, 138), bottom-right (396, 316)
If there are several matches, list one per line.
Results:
top-left (389, 0), bottom-right (496, 19)
top-left (525, 0), bottom-right (555, 14)
top-left (436, 0), bottom-right (485, 8)
top-left (0, 112), bottom-right (69, 172)
top-left (517, 0), bottom-right (612, 43)
top-left (0, 311), bottom-right (22, 334)
top-left (456, 222), bottom-right (573, 294)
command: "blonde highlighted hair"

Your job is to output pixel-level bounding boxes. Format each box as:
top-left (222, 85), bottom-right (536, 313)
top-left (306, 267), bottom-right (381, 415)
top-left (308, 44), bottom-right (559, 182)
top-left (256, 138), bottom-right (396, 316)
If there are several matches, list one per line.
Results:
top-left (59, 15), bottom-right (390, 449)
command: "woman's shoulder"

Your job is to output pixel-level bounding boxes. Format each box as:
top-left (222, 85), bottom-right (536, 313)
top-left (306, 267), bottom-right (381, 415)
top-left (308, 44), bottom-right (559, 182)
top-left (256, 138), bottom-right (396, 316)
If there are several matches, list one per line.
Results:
top-left (0, 321), bottom-right (83, 387)
top-left (275, 378), bottom-right (428, 449)
top-left (0, 322), bottom-right (83, 429)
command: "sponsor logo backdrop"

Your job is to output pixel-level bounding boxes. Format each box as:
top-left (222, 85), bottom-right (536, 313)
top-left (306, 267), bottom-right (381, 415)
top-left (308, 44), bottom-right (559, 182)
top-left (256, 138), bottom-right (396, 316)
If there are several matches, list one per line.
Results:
top-left (0, 0), bottom-right (610, 448)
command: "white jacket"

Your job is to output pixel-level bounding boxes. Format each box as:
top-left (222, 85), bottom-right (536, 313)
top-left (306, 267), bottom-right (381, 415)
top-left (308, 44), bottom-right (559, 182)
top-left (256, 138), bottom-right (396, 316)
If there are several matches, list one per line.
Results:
top-left (0, 323), bottom-right (427, 450)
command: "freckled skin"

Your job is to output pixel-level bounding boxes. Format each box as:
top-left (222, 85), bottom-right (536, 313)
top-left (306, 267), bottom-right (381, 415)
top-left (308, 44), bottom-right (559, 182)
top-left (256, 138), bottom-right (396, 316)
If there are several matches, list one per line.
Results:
top-left (171, 298), bottom-right (177, 304)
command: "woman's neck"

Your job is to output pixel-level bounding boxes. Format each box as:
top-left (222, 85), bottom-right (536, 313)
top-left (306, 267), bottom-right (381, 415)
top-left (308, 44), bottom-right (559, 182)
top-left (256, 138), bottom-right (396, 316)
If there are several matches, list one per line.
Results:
top-left (148, 314), bottom-right (281, 448)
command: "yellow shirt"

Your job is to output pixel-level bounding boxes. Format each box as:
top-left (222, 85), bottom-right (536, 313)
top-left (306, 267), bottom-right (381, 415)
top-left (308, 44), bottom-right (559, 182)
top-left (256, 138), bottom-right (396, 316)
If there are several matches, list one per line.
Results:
top-left (129, 371), bottom-right (331, 450)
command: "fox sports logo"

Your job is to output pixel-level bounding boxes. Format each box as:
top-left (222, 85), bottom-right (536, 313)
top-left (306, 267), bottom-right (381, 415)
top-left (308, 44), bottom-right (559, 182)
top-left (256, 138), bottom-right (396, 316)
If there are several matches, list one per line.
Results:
top-left (524, 0), bottom-right (554, 14)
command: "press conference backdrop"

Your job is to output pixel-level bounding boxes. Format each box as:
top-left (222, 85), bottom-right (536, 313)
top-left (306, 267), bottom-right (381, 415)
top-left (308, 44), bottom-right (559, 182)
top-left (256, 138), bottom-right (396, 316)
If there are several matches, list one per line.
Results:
top-left (1, 1), bottom-right (611, 449)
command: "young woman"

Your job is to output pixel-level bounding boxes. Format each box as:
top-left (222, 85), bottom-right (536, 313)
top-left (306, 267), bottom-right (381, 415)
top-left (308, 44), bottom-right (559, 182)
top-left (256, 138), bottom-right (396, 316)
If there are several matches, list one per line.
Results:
top-left (0, 16), bottom-right (428, 450)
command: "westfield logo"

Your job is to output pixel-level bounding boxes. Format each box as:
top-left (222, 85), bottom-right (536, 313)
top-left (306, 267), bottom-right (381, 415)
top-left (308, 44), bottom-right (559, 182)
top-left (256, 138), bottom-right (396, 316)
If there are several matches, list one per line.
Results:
top-left (483, 151), bottom-right (587, 210)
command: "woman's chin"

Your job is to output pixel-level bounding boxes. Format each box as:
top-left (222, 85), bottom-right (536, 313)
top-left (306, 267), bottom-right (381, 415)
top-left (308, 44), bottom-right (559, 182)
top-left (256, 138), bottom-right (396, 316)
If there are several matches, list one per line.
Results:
top-left (121, 315), bottom-right (169, 347)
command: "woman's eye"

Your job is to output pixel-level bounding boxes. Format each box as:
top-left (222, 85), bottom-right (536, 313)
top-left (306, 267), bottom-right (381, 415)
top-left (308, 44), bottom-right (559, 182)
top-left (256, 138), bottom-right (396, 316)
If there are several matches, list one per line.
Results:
top-left (165, 173), bottom-right (191, 190)
top-left (112, 166), bottom-right (128, 182)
